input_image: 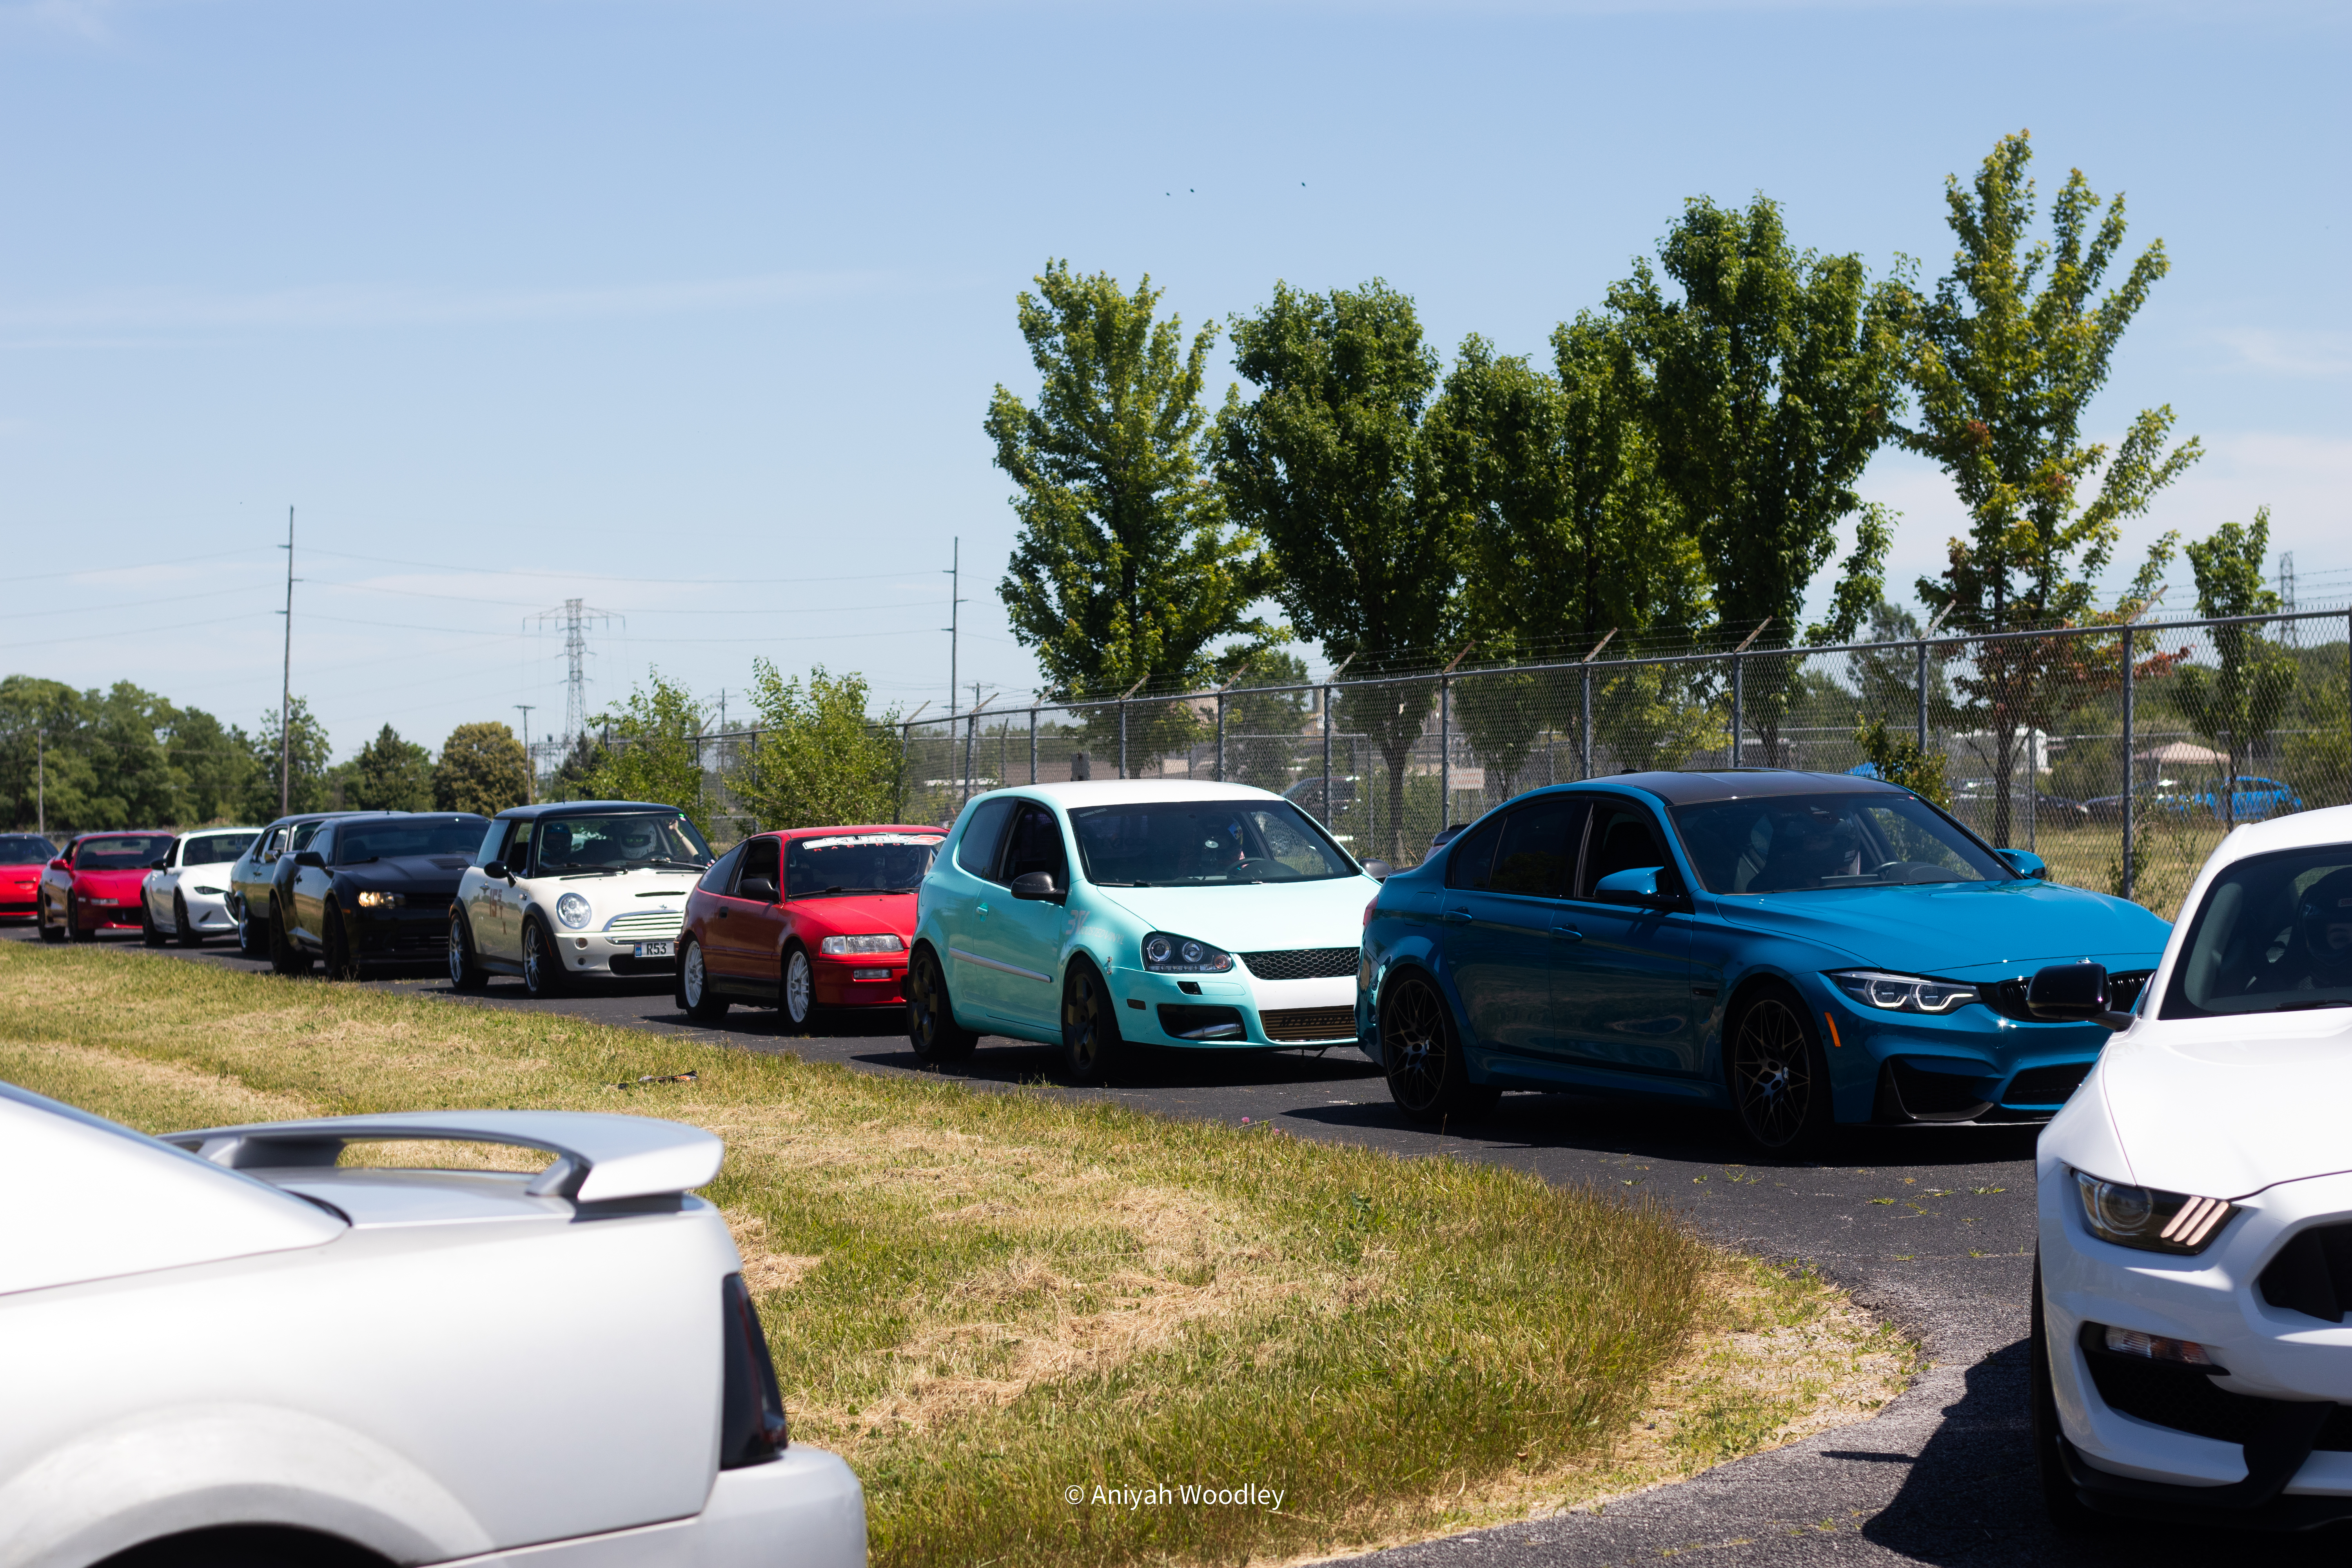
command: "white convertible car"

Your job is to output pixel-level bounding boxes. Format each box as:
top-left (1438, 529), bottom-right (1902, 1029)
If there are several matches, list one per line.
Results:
top-left (140, 826), bottom-right (262, 947)
top-left (0, 1085), bottom-right (865, 1568)
top-left (2035, 802), bottom-right (2352, 1531)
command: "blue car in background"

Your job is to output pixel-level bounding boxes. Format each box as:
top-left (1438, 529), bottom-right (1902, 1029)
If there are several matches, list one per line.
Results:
top-left (1357, 769), bottom-right (2172, 1153)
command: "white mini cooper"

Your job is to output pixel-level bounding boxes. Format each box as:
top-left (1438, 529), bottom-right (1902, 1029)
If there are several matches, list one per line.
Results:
top-left (450, 802), bottom-right (714, 998)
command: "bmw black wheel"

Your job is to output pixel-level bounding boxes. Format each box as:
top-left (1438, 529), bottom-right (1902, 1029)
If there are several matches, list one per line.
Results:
top-left (1727, 986), bottom-right (1831, 1155)
top-left (1059, 959), bottom-right (1122, 1086)
top-left (1379, 973), bottom-right (1496, 1123)
top-left (904, 944), bottom-right (975, 1064)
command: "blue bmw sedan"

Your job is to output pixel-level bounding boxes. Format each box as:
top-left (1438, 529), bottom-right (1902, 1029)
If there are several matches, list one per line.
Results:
top-left (1356, 770), bottom-right (2171, 1152)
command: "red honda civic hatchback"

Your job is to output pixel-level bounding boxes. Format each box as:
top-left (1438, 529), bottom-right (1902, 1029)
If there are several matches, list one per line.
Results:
top-left (676, 825), bottom-right (945, 1029)
top-left (37, 831), bottom-right (177, 943)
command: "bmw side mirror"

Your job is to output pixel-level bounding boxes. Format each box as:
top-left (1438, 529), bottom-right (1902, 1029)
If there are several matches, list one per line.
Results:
top-left (1595, 866), bottom-right (1680, 906)
top-left (293, 851), bottom-right (326, 869)
top-left (736, 875), bottom-right (779, 904)
top-left (2000, 849), bottom-right (2049, 881)
top-left (1360, 859), bottom-right (1394, 882)
top-left (2027, 961), bottom-right (2132, 1032)
top-left (1009, 871), bottom-right (1063, 903)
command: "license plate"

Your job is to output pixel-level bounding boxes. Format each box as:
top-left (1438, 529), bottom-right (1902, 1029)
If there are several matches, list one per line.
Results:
top-left (633, 940), bottom-right (675, 959)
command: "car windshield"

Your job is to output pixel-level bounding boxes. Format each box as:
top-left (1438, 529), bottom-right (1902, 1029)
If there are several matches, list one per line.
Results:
top-left (2162, 846), bottom-right (2352, 1018)
top-left (1670, 793), bottom-right (2009, 893)
top-left (532, 812), bottom-right (712, 873)
top-left (1068, 800), bottom-right (1356, 886)
top-left (73, 835), bottom-right (173, 869)
top-left (0, 835), bottom-right (54, 865)
top-left (181, 833), bottom-right (256, 867)
top-left (785, 833), bottom-right (942, 898)
top-left (333, 820), bottom-right (483, 864)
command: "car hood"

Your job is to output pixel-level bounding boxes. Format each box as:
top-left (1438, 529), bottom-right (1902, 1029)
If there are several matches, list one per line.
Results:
top-left (2098, 1011), bottom-right (2352, 1197)
top-left (789, 891), bottom-right (920, 936)
top-left (70, 867), bottom-right (150, 893)
top-left (1090, 876), bottom-right (1377, 953)
top-left (338, 854), bottom-right (475, 894)
top-left (1711, 878), bottom-right (2170, 979)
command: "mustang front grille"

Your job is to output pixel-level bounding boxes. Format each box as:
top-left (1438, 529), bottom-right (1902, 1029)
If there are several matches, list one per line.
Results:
top-left (1259, 1006), bottom-right (1357, 1043)
top-left (1240, 947), bottom-right (1359, 981)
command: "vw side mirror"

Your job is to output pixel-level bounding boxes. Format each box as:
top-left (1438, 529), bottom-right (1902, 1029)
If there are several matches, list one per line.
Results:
top-left (292, 851), bottom-right (326, 869)
top-left (736, 874), bottom-right (779, 904)
top-left (1009, 871), bottom-right (1063, 903)
top-left (1595, 866), bottom-right (1678, 906)
top-left (2027, 961), bottom-right (2132, 1032)
top-left (1360, 859), bottom-right (1394, 882)
top-left (2000, 848), bottom-right (2049, 881)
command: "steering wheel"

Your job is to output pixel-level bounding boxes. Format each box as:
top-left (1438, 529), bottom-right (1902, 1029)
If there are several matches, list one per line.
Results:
top-left (1226, 857), bottom-right (1298, 883)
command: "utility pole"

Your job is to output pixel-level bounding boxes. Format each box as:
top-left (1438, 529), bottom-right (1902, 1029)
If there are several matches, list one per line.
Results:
top-left (277, 506), bottom-right (298, 814)
top-left (514, 705), bottom-right (536, 804)
top-left (943, 538), bottom-right (967, 716)
top-left (35, 729), bottom-right (44, 837)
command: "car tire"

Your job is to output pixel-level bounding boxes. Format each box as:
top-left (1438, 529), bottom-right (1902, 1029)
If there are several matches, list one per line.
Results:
top-left (175, 892), bottom-right (204, 947)
top-left (322, 907), bottom-right (360, 982)
top-left (238, 910), bottom-right (265, 957)
top-left (2032, 1252), bottom-right (2100, 1532)
top-left (1379, 970), bottom-right (1497, 1123)
top-left (677, 935), bottom-right (730, 1022)
top-left (521, 915), bottom-right (565, 998)
top-left (37, 896), bottom-right (62, 943)
top-left (1726, 983), bottom-right (1833, 1156)
top-left (448, 909), bottom-right (488, 990)
top-left (268, 899), bottom-right (312, 975)
top-left (67, 893), bottom-right (94, 943)
top-left (904, 943), bottom-right (976, 1064)
top-left (1058, 958), bottom-right (1124, 1087)
top-left (141, 895), bottom-right (166, 946)
top-left (781, 944), bottom-right (816, 1031)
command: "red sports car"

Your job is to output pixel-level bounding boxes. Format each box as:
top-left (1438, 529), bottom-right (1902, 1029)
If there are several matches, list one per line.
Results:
top-left (1, 833), bottom-right (54, 922)
top-left (675, 825), bottom-right (945, 1029)
top-left (38, 831), bottom-right (177, 943)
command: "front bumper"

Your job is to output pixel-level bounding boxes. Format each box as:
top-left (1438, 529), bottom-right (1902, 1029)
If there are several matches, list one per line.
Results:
top-left (1109, 965), bottom-right (1357, 1049)
top-left (813, 953), bottom-right (907, 1008)
top-left (2042, 1163), bottom-right (2352, 1523)
top-left (554, 919), bottom-right (685, 976)
top-left (1818, 980), bottom-right (2122, 1125)
top-left (348, 905), bottom-right (463, 962)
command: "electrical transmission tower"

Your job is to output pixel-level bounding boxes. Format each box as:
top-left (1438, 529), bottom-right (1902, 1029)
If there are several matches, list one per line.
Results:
top-left (531, 599), bottom-right (620, 742)
top-left (2279, 550), bottom-right (2297, 614)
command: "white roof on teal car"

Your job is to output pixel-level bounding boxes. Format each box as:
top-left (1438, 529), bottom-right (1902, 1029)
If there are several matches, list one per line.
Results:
top-left (981, 781), bottom-right (1279, 807)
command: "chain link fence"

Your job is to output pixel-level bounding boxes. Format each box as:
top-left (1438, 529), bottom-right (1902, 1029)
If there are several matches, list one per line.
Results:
top-left (893, 606), bottom-right (2352, 919)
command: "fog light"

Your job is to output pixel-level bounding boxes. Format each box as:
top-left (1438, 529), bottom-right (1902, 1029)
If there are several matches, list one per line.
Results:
top-left (853, 967), bottom-right (889, 980)
top-left (2103, 1325), bottom-right (2218, 1367)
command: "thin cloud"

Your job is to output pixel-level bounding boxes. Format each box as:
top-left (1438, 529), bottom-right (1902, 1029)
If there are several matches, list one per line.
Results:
top-left (2212, 329), bottom-right (2352, 378)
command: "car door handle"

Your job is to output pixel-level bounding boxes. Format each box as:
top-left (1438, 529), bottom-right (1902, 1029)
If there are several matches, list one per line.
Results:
top-left (716, 908), bottom-right (729, 918)
top-left (976, 903), bottom-right (991, 918)
top-left (1551, 925), bottom-right (1583, 942)
top-left (1442, 907), bottom-right (1471, 923)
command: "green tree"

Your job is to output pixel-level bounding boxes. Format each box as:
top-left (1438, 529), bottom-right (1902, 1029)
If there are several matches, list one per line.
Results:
top-left (1902, 130), bottom-right (2200, 843)
top-left (433, 721), bottom-right (532, 818)
top-left (0, 678), bottom-right (99, 829)
top-left (730, 662), bottom-right (904, 829)
top-left (1216, 279), bottom-right (1457, 861)
top-left (1853, 714), bottom-right (1950, 808)
top-left (242, 698), bottom-right (332, 819)
top-left (347, 724), bottom-right (436, 811)
top-left (2171, 508), bottom-right (2294, 824)
top-left (580, 673), bottom-right (709, 828)
top-left (548, 732), bottom-right (608, 802)
top-left (167, 707), bottom-right (258, 824)
top-left (989, 262), bottom-right (1280, 732)
top-left (1222, 649), bottom-right (1313, 795)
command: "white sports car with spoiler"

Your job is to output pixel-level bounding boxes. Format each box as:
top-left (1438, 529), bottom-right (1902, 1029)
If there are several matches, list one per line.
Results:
top-left (0, 1086), bottom-right (864, 1568)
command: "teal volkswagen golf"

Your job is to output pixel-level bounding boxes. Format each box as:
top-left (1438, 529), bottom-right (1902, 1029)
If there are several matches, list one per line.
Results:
top-left (906, 782), bottom-right (1387, 1084)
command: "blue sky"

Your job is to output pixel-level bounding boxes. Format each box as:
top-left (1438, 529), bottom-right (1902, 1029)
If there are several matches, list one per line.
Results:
top-left (4, 0), bottom-right (2346, 762)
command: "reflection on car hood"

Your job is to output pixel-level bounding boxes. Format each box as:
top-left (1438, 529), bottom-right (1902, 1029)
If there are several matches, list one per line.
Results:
top-left (1713, 878), bottom-right (2171, 977)
top-left (2099, 1012), bottom-right (2352, 1196)
top-left (789, 891), bottom-right (918, 936)
top-left (339, 854), bottom-right (475, 895)
top-left (1092, 876), bottom-right (1377, 954)
top-left (69, 867), bottom-right (149, 891)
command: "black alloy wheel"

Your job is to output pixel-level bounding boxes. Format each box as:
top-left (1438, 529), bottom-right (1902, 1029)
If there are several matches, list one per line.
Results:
top-left (1726, 985), bottom-right (1831, 1154)
top-left (323, 908), bottom-right (361, 982)
top-left (2031, 1253), bottom-right (2100, 1532)
top-left (677, 936), bottom-right (730, 1021)
top-left (520, 915), bottom-right (564, 998)
top-left (448, 910), bottom-right (488, 990)
top-left (174, 891), bottom-right (203, 947)
top-left (904, 944), bottom-right (976, 1064)
top-left (268, 899), bottom-right (311, 975)
top-left (1379, 973), bottom-right (1497, 1122)
top-left (781, 945), bottom-right (816, 1030)
top-left (140, 894), bottom-right (166, 946)
top-left (67, 893), bottom-right (94, 944)
top-left (1059, 959), bottom-right (1123, 1086)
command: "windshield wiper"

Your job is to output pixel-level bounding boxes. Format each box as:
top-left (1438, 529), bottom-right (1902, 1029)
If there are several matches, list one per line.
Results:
top-left (2274, 999), bottom-right (2352, 1012)
top-left (631, 858), bottom-right (704, 870)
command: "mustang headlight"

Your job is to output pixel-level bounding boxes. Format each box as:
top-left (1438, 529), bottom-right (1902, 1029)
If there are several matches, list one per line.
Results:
top-left (1142, 931), bottom-right (1233, 974)
top-left (2073, 1169), bottom-right (2236, 1254)
top-left (555, 892), bottom-right (593, 930)
top-left (354, 889), bottom-right (406, 909)
top-left (820, 933), bottom-right (904, 956)
top-left (1827, 969), bottom-right (1979, 1014)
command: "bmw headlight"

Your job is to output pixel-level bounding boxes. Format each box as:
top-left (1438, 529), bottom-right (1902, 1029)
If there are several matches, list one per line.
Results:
top-left (1142, 931), bottom-right (1233, 974)
top-left (820, 933), bottom-right (904, 956)
top-left (2073, 1169), bottom-right (2236, 1254)
top-left (354, 889), bottom-right (406, 909)
top-left (555, 892), bottom-right (593, 930)
top-left (1826, 969), bottom-right (1978, 1014)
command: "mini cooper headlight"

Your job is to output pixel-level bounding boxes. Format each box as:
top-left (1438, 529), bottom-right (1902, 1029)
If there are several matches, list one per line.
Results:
top-left (2073, 1169), bottom-right (2236, 1254)
top-left (1826, 969), bottom-right (1979, 1014)
top-left (820, 933), bottom-right (904, 956)
top-left (354, 889), bottom-right (405, 909)
top-left (1142, 931), bottom-right (1233, 974)
top-left (555, 892), bottom-right (593, 930)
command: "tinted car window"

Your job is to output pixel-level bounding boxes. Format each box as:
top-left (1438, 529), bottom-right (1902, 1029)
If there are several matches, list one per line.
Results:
top-left (699, 843), bottom-right (747, 893)
top-left (1443, 814), bottom-right (1503, 890)
top-left (785, 833), bottom-right (942, 898)
top-left (735, 837), bottom-right (781, 891)
top-left (532, 812), bottom-right (711, 873)
top-left (2163, 847), bottom-right (2352, 1019)
top-left (1489, 798), bottom-right (1587, 898)
top-left (74, 835), bottom-right (173, 868)
top-left (0, 835), bottom-right (54, 865)
top-left (334, 819), bottom-right (485, 863)
top-left (1670, 793), bottom-right (2005, 894)
top-left (475, 820), bottom-right (512, 867)
top-left (1000, 806), bottom-right (1067, 885)
top-left (1579, 805), bottom-right (1670, 898)
top-left (289, 821), bottom-right (326, 852)
top-left (1068, 801), bottom-right (1355, 886)
top-left (182, 833), bottom-right (254, 866)
top-left (955, 799), bottom-right (1018, 882)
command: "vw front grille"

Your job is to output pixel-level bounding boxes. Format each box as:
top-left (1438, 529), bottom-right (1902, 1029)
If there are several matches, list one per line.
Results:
top-left (1240, 947), bottom-right (1359, 981)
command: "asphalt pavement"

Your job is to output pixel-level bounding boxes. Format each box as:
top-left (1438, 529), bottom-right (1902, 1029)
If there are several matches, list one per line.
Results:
top-left (9, 924), bottom-right (2335, 1565)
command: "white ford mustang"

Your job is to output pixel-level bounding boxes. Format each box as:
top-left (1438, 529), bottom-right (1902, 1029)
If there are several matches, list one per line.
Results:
top-left (2035, 802), bottom-right (2352, 1530)
top-left (0, 1085), bottom-right (865, 1568)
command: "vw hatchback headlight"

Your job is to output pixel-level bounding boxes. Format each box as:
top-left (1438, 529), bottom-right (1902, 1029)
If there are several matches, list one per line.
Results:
top-left (820, 933), bottom-right (904, 956)
top-left (1142, 932), bottom-right (1233, 974)
top-left (2073, 1169), bottom-right (2236, 1254)
top-left (555, 892), bottom-right (593, 930)
top-left (1827, 969), bottom-right (1978, 1014)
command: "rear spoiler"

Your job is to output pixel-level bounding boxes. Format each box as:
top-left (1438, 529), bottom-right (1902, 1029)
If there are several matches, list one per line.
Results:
top-left (160, 1110), bottom-right (724, 1203)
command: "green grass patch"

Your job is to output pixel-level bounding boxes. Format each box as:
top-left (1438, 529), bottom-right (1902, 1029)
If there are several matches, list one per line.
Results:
top-left (0, 944), bottom-right (1897, 1566)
